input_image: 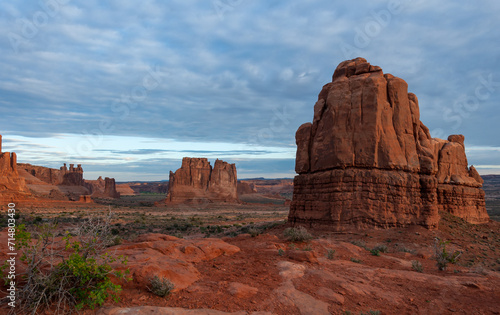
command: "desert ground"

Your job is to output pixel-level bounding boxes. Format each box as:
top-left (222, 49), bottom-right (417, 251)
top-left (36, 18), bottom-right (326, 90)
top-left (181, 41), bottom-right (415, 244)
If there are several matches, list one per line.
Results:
top-left (1, 193), bottom-right (499, 315)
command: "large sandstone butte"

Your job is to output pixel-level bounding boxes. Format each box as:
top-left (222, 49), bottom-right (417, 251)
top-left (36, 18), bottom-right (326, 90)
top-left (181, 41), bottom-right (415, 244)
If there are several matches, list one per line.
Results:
top-left (166, 157), bottom-right (238, 203)
top-left (0, 135), bottom-right (30, 202)
top-left (289, 58), bottom-right (488, 230)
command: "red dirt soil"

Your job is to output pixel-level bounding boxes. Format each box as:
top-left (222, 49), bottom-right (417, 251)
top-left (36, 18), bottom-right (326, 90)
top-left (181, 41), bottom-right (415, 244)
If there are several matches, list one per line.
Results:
top-left (1, 210), bottom-right (499, 315)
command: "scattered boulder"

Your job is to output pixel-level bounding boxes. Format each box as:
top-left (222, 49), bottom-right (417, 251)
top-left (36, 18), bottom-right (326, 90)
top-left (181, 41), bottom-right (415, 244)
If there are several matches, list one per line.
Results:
top-left (227, 282), bottom-right (259, 298)
top-left (286, 250), bottom-right (318, 263)
top-left (290, 58), bottom-right (488, 230)
top-left (166, 157), bottom-right (238, 203)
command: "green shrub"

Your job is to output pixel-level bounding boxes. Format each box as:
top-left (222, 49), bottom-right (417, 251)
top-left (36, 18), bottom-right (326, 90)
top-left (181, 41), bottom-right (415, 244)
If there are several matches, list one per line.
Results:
top-left (350, 257), bottom-right (361, 263)
top-left (350, 240), bottom-right (368, 250)
top-left (411, 260), bottom-right (423, 273)
top-left (434, 238), bottom-right (461, 271)
top-left (326, 249), bottom-right (336, 260)
top-left (372, 244), bottom-right (388, 253)
top-left (147, 275), bottom-right (175, 297)
top-left (278, 248), bottom-right (285, 256)
top-left (248, 227), bottom-right (260, 237)
top-left (14, 212), bottom-right (129, 313)
top-left (370, 249), bottom-right (381, 256)
top-left (283, 226), bottom-right (313, 242)
top-left (397, 246), bottom-right (417, 255)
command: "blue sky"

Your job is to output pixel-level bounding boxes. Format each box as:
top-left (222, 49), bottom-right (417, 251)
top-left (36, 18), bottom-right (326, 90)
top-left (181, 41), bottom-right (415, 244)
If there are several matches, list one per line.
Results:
top-left (1, 0), bottom-right (499, 181)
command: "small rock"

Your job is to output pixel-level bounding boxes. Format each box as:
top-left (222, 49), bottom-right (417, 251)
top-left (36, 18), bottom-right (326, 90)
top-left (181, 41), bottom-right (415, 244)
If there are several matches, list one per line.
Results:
top-left (287, 250), bottom-right (319, 263)
top-left (316, 287), bottom-right (345, 305)
top-left (227, 282), bottom-right (259, 298)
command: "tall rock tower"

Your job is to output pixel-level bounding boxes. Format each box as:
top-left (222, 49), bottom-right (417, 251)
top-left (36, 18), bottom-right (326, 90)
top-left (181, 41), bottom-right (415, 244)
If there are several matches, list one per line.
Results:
top-left (289, 58), bottom-right (488, 230)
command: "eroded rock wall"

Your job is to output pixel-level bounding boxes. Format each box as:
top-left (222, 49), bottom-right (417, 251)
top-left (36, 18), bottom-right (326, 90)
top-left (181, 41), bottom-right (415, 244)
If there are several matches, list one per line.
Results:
top-left (167, 157), bottom-right (238, 203)
top-left (289, 58), bottom-right (488, 229)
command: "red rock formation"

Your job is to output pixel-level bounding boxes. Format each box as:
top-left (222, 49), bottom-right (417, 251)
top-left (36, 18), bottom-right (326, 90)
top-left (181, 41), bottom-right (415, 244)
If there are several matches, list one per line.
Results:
top-left (0, 136), bottom-right (30, 202)
top-left (18, 162), bottom-right (119, 200)
top-left (111, 233), bottom-right (240, 292)
top-left (79, 195), bottom-right (93, 203)
top-left (18, 163), bottom-right (84, 186)
top-left (84, 176), bottom-right (120, 199)
top-left (237, 181), bottom-right (257, 195)
top-left (166, 157), bottom-right (238, 203)
top-left (289, 58), bottom-right (488, 230)
top-left (116, 183), bottom-right (138, 196)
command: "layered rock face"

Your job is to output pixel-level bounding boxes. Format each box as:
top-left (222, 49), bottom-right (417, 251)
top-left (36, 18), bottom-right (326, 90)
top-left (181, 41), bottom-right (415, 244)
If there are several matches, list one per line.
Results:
top-left (18, 163), bottom-right (84, 186)
top-left (289, 58), bottom-right (488, 229)
top-left (19, 161), bottom-right (119, 200)
top-left (167, 157), bottom-right (238, 203)
top-left (0, 136), bottom-right (30, 202)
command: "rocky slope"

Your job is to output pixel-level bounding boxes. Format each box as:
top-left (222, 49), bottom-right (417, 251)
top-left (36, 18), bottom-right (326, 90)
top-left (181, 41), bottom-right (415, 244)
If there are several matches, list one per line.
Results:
top-left (92, 217), bottom-right (499, 314)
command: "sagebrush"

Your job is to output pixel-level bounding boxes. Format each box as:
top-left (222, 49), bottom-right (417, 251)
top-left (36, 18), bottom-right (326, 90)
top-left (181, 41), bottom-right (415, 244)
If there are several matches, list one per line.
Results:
top-left (147, 275), bottom-right (175, 297)
top-left (10, 211), bottom-right (129, 314)
top-left (283, 226), bottom-right (313, 242)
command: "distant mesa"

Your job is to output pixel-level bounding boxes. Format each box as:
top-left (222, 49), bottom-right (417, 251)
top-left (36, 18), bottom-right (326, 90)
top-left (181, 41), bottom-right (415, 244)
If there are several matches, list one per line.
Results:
top-left (17, 160), bottom-right (119, 201)
top-left (166, 157), bottom-right (238, 204)
top-left (117, 182), bottom-right (169, 196)
top-left (289, 58), bottom-right (489, 230)
top-left (0, 132), bottom-right (121, 202)
top-left (237, 181), bottom-right (257, 195)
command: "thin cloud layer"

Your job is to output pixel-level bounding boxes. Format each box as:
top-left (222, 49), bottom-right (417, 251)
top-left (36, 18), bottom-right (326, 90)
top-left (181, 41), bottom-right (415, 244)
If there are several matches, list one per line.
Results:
top-left (1, 0), bottom-right (499, 179)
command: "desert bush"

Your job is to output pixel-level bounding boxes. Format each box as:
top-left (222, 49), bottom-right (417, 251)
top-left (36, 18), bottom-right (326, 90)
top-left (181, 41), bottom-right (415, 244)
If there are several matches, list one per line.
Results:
top-left (350, 257), bottom-right (361, 263)
top-left (397, 246), bottom-right (417, 255)
top-left (278, 248), bottom-right (285, 256)
top-left (372, 244), bottom-right (388, 253)
top-left (470, 264), bottom-right (488, 275)
top-left (326, 249), bottom-right (336, 260)
top-left (147, 275), bottom-right (175, 297)
top-left (248, 228), bottom-right (260, 237)
top-left (350, 240), bottom-right (368, 250)
top-left (302, 244), bottom-right (312, 251)
top-left (411, 260), bottom-right (424, 273)
top-left (370, 249), bottom-right (381, 256)
top-left (283, 226), bottom-right (313, 242)
top-left (13, 211), bottom-right (129, 314)
top-left (361, 311), bottom-right (381, 315)
top-left (434, 238), bottom-right (461, 271)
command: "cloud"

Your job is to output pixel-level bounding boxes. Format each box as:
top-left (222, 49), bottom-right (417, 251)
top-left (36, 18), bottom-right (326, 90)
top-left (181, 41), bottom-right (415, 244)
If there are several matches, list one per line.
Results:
top-left (1, 0), bottom-right (499, 178)
top-left (97, 149), bottom-right (280, 156)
